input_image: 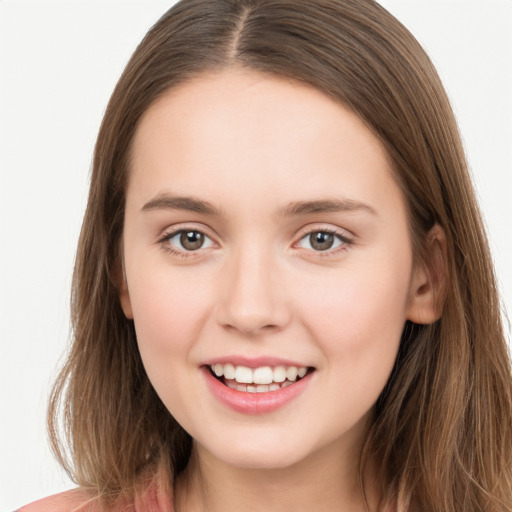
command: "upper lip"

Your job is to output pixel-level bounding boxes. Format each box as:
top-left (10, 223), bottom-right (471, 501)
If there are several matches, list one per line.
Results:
top-left (202, 356), bottom-right (312, 369)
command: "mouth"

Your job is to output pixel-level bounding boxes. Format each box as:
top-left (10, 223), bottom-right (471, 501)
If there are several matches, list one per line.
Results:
top-left (207, 363), bottom-right (315, 393)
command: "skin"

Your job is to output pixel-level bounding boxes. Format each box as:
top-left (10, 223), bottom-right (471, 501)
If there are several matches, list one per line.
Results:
top-left (119, 68), bottom-right (441, 512)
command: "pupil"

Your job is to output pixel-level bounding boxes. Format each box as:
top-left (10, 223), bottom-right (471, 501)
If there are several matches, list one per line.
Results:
top-left (311, 232), bottom-right (334, 251)
top-left (181, 231), bottom-right (204, 250)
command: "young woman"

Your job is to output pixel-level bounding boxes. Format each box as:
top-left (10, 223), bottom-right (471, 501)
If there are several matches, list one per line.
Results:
top-left (18, 0), bottom-right (512, 511)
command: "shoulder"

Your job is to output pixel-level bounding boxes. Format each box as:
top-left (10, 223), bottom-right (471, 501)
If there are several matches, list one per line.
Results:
top-left (15, 477), bottom-right (173, 512)
top-left (16, 489), bottom-right (109, 512)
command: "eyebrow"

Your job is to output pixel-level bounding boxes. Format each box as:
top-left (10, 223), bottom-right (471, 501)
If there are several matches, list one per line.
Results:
top-left (141, 193), bottom-right (377, 217)
top-left (277, 198), bottom-right (377, 217)
top-left (141, 194), bottom-right (222, 216)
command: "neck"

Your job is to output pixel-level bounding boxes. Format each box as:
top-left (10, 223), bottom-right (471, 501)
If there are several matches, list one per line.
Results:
top-left (174, 436), bottom-right (379, 512)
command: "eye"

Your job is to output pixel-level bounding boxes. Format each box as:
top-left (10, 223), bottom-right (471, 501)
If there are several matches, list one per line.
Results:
top-left (296, 229), bottom-right (351, 254)
top-left (160, 229), bottom-right (215, 255)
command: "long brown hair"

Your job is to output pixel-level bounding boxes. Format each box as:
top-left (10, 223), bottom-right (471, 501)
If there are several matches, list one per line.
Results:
top-left (48, 1), bottom-right (512, 510)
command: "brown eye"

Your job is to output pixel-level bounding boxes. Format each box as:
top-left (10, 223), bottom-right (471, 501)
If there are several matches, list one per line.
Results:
top-left (297, 229), bottom-right (349, 253)
top-left (180, 231), bottom-right (205, 250)
top-left (162, 229), bottom-right (214, 254)
top-left (309, 232), bottom-right (335, 251)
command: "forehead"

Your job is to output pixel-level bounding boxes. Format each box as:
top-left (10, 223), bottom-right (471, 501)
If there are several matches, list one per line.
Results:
top-left (127, 69), bottom-right (403, 222)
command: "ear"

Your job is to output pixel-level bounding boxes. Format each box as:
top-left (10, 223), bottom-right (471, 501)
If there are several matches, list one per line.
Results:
top-left (116, 256), bottom-right (134, 319)
top-left (405, 224), bottom-right (448, 325)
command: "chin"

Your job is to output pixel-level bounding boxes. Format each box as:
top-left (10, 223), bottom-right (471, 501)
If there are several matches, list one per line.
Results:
top-left (197, 433), bottom-right (315, 470)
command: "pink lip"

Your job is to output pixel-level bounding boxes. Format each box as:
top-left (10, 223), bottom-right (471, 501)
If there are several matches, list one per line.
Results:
top-left (202, 366), bottom-right (313, 415)
top-left (203, 356), bottom-right (309, 368)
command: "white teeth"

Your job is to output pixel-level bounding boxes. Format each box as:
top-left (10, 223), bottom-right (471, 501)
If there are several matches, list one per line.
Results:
top-left (223, 363), bottom-right (235, 380)
top-left (286, 367), bottom-right (298, 381)
top-left (253, 366), bottom-right (273, 384)
top-left (214, 363), bottom-right (223, 377)
top-left (232, 379), bottom-right (294, 393)
top-left (273, 366), bottom-right (287, 383)
top-left (210, 363), bottom-right (309, 386)
top-left (235, 366), bottom-right (253, 384)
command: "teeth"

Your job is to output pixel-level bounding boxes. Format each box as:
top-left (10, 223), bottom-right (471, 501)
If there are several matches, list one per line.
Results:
top-left (253, 366), bottom-right (273, 384)
top-left (214, 363), bottom-right (223, 377)
top-left (273, 366), bottom-right (287, 383)
top-left (224, 363), bottom-right (235, 380)
top-left (286, 367), bottom-right (298, 381)
top-left (210, 363), bottom-right (309, 386)
top-left (234, 366), bottom-right (253, 384)
top-left (229, 378), bottom-right (295, 393)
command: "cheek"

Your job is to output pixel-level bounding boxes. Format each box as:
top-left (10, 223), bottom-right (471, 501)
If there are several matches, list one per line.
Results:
top-left (296, 254), bottom-right (410, 374)
top-left (128, 269), bottom-right (211, 365)
top-left (126, 269), bottom-right (215, 423)
top-left (292, 260), bottom-right (410, 433)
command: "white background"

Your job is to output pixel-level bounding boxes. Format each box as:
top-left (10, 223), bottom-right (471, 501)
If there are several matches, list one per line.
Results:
top-left (1, 1), bottom-right (511, 510)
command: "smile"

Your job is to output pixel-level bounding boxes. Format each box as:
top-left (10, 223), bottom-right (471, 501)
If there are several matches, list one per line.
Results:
top-left (209, 364), bottom-right (309, 393)
top-left (203, 362), bottom-right (315, 414)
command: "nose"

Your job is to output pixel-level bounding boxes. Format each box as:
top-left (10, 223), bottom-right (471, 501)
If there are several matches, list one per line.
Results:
top-left (215, 243), bottom-right (291, 336)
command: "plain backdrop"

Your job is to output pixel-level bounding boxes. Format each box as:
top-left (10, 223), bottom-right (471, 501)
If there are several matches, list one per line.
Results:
top-left (1, 1), bottom-right (511, 510)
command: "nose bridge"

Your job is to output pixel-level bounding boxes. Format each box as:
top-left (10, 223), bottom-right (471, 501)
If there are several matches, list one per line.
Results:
top-left (216, 236), bottom-right (290, 336)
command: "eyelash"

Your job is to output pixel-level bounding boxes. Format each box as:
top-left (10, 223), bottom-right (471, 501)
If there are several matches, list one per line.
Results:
top-left (296, 228), bottom-right (352, 257)
top-left (158, 227), bottom-right (353, 259)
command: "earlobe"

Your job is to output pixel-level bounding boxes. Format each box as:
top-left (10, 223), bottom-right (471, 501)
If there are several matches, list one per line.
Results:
top-left (405, 224), bottom-right (448, 325)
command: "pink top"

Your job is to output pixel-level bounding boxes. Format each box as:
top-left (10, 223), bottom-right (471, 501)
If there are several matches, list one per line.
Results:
top-left (17, 485), bottom-right (397, 511)
top-left (17, 484), bottom-right (174, 512)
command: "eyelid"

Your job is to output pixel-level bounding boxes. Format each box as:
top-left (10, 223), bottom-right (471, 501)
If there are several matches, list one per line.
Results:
top-left (293, 225), bottom-right (354, 256)
top-left (157, 223), bottom-right (354, 259)
top-left (295, 224), bottom-right (353, 240)
top-left (158, 222), bottom-right (216, 240)
top-left (157, 224), bottom-right (218, 256)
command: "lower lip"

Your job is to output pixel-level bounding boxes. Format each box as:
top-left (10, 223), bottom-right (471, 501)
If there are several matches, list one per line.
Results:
top-left (202, 367), bottom-right (313, 415)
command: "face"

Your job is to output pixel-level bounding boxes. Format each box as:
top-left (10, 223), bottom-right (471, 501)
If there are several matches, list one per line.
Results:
top-left (120, 69), bottom-right (427, 471)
